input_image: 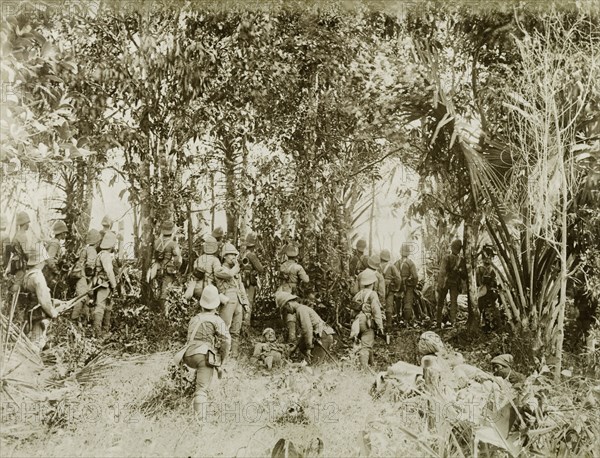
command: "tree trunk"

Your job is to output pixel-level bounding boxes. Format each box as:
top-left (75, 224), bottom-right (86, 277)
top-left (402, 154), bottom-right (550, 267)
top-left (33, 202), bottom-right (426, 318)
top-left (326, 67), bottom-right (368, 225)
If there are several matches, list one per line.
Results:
top-left (140, 157), bottom-right (154, 302)
top-left (368, 179), bottom-right (375, 256)
top-left (554, 163), bottom-right (569, 381)
top-left (222, 137), bottom-right (237, 241)
top-left (464, 219), bottom-right (481, 336)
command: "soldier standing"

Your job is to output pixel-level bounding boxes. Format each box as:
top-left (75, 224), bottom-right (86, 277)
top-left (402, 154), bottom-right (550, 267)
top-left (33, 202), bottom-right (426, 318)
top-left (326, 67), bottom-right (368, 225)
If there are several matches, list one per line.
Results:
top-left (355, 255), bottom-right (385, 306)
top-left (21, 244), bottom-right (59, 352)
top-left (182, 284), bottom-right (231, 417)
top-left (477, 245), bottom-right (500, 332)
top-left (70, 229), bottom-right (101, 324)
top-left (92, 231), bottom-right (118, 337)
top-left (436, 239), bottom-right (466, 327)
top-left (395, 243), bottom-right (419, 324)
top-left (241, 233), bottom-right (264, 335)
top-left (43, 220), bottom-right (68, 290)
top-left (275, 291), bottom-right (335, 365)
top-left (99, 215), bottom-right (114, 239)
top-left (349, 239), bottom-right (368, 277)
top-left (152, 220), bottom-right (182, 315)
top-left (379, 249), bottom-right (401, 330)
top-left (185, 235), bottom-right (222, 300)
top-left (277, 244), bottom-right (309, 343)
top-left (215, 243), bottom-right (249, 358)
top-left (350, 270), bottom-right (384, 371)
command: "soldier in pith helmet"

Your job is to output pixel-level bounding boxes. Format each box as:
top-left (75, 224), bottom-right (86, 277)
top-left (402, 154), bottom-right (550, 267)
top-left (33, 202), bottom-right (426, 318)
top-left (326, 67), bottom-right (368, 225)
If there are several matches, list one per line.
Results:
top-left (21, 244), bottom-right (59, 351)
top-left (43, 220), bottom-right (68, 289)
top-left (378, 249), bottom-right (401, 330)
top-left (91, 231), bottom-right (118, 337)
top-left (71, 229), bottom-right (101, 323)
top-left (395, 243), bottom-right (419, 324)
top-left (277, 244), bottom-right (309, 343)
top-left (10, 211), bottom-right (33, 292)
top-left (349, 239), bottom-right (369, 277)
top-left (240, 232), bottom-right (264, 335)
top-left (185, 235), bottom-right (222, 301)
top-left (436, 239), bottom-right (466, 327)
top-left (215, 242), bottom-right (249, 358)
top-left (150, 220), bottom-right (182, 316)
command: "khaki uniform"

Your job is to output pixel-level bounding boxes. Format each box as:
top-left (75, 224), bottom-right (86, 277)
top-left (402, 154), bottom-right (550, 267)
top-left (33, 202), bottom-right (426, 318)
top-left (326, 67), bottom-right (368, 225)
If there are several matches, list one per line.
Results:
top-left (153, 235), bottom-right (182, 305)
top-left (21, 268), bottom-right (57, 351)
top-left (278, 260), bottom-right (309, 342)
top-left (293, 303), bottom-right (335, 365)
top-left (241, 250), bottom-right (264, 332)
top-left (71, 245), bottom-right (98, 321)
top-left (354, 268), bottom-right (386, 306)
top-left (92, 250), bottom-right (117, 336)
top-left (215, 265), bottom-right (248, 357)
top-left (352, 288), bottom-right (383, 370)
top-left (183, 312), bottom-right (231, 415)
top-left (185, 254), bottom-right (221, 300)
top-left (436, 253), bottom-right (465, 325)
top-left (43, 237), bottom-right (63, 288)
top-left (10, 229), bottom-right (32, 291)
top-left (379, 261), bottom-right (401, 329)
top-left (395, 257), bottom-right (419, 322)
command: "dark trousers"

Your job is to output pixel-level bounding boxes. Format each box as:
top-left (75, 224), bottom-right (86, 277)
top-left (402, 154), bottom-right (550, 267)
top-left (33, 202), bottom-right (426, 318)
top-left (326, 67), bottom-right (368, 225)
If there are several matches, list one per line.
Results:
top-left (436, 285), bottom-right (459, 325)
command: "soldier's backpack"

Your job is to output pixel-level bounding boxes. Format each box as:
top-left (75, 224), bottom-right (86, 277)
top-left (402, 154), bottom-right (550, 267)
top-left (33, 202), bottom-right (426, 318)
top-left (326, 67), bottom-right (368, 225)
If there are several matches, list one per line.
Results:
top-left (399, 259), bottom-right (417, 288)
top-left (7, 242), bottom-right (26, 275)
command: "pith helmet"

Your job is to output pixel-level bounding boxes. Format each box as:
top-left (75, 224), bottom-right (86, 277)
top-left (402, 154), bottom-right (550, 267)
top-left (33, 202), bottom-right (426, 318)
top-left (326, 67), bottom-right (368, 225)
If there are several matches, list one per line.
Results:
top-left (451, 239), bottom-right (463, 252)
top-left (285, 244), bottom-right (299, 257)
top-left (262, 327), bottom-right (275, 337)
top-left (199, 284), bottom-right (221, 310)
top-left (27, 244), bottom-right (50, 266)
top-left (203, 235), bottom-right (218, 255)
top-left (356, 239), bottom-right (367, 252)
top-left (100, 231), bottom-right (117, 250)
top-left (161, 220), bottom-right (175, 235)
top-left (86, 229), bottom-right (102, 245)
top-left (16, 211), bottom-right (30, 226)
top-left (53, 220), bottom-right (68, 235)
top-left (367, 254), bottom-right (380, 270)
top-left (246, 233), bottom-right (257, 248)
top-left (380, 249), bottom-right (391, 262)
top-left (401, 243), bottom-right (412, 256)
top-left (211, 226), bottom-right (224, 240)
top-left (491, 354), bottom-right (513, 368)
top-left (101, 215), bottom-right (113, 228)
top-left (221, 242), bottom-right (239, 257)
top-left (358, 269), bottom-right (377, 287)
top-left (275, 291), bottom-right (297, 309)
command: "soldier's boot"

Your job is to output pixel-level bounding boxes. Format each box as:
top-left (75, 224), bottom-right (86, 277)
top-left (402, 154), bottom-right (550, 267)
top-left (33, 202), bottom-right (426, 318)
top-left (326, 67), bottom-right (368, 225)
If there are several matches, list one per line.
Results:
top-left (230, 339), bottom-right (239, 359)
top-left (286, 321), bottom-right (296, 343)
top-left (102, 310), bottom-right (112, 335)
top-left (358, 350), bottom-right (370, 371)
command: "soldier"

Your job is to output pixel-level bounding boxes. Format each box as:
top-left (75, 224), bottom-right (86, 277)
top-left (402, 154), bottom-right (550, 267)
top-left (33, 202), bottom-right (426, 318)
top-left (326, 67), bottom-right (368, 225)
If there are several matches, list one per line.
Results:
top-left (355, 255), bottom-right (385, 305)
top-left (278, 244), bottom-right (309, 343)
top-left (395, 243), bottom-right (419, 324)
top-left (70, 229), bottom-right (101, 324)
top-left (185, 235), bottom-right (222, 301)
top-left (275, 291), bottom-right (335, 365)
top-left (91, 231), bottom-right (118, 337)
top-left (152, 220), bottom-right (182, 315)
top-left (349, 239), bottom-right (368, 277)
top-left (182, 284), bottom-right (231, 417)
top-left (215, 243), bottom-right (249, 358)
top-left (99, 215), bottom-right (114, 240)
top-left (21, 244), bottom-right (59, 352)
top-left (252, 328), bottom-right (286, 370)
top-left (491, 354), bottom-right (526, 385)
top-left (211, 226), bottom-right (225, 260)
top-left (241, 233), bottom-right (264, 334)
top-left (379, 249), bottom-right (401, 330)
top-left (477, 245), bottom-right (500, 333)
top-left (10, 211), bottom-right (33, 289)
top-left (350, 270), bottom-right (384, 371)
top-left (436, 239), bottom-right (466, 327)
top-left (43, 220), bottom-right (68, 289)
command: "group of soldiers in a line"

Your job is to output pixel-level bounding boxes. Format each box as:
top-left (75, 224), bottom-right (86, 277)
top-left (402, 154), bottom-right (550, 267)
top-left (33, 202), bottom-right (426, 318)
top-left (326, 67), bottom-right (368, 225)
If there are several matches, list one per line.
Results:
top-left (1, 212), bottom-right (121, 350)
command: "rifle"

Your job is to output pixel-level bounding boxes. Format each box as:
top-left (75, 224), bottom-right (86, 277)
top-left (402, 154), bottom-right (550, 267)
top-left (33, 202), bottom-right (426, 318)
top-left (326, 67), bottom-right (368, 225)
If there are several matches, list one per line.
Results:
top-left (314, 338), bottom-right (340, 367)
top-left (29, 283), bottom-right (104, 318)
